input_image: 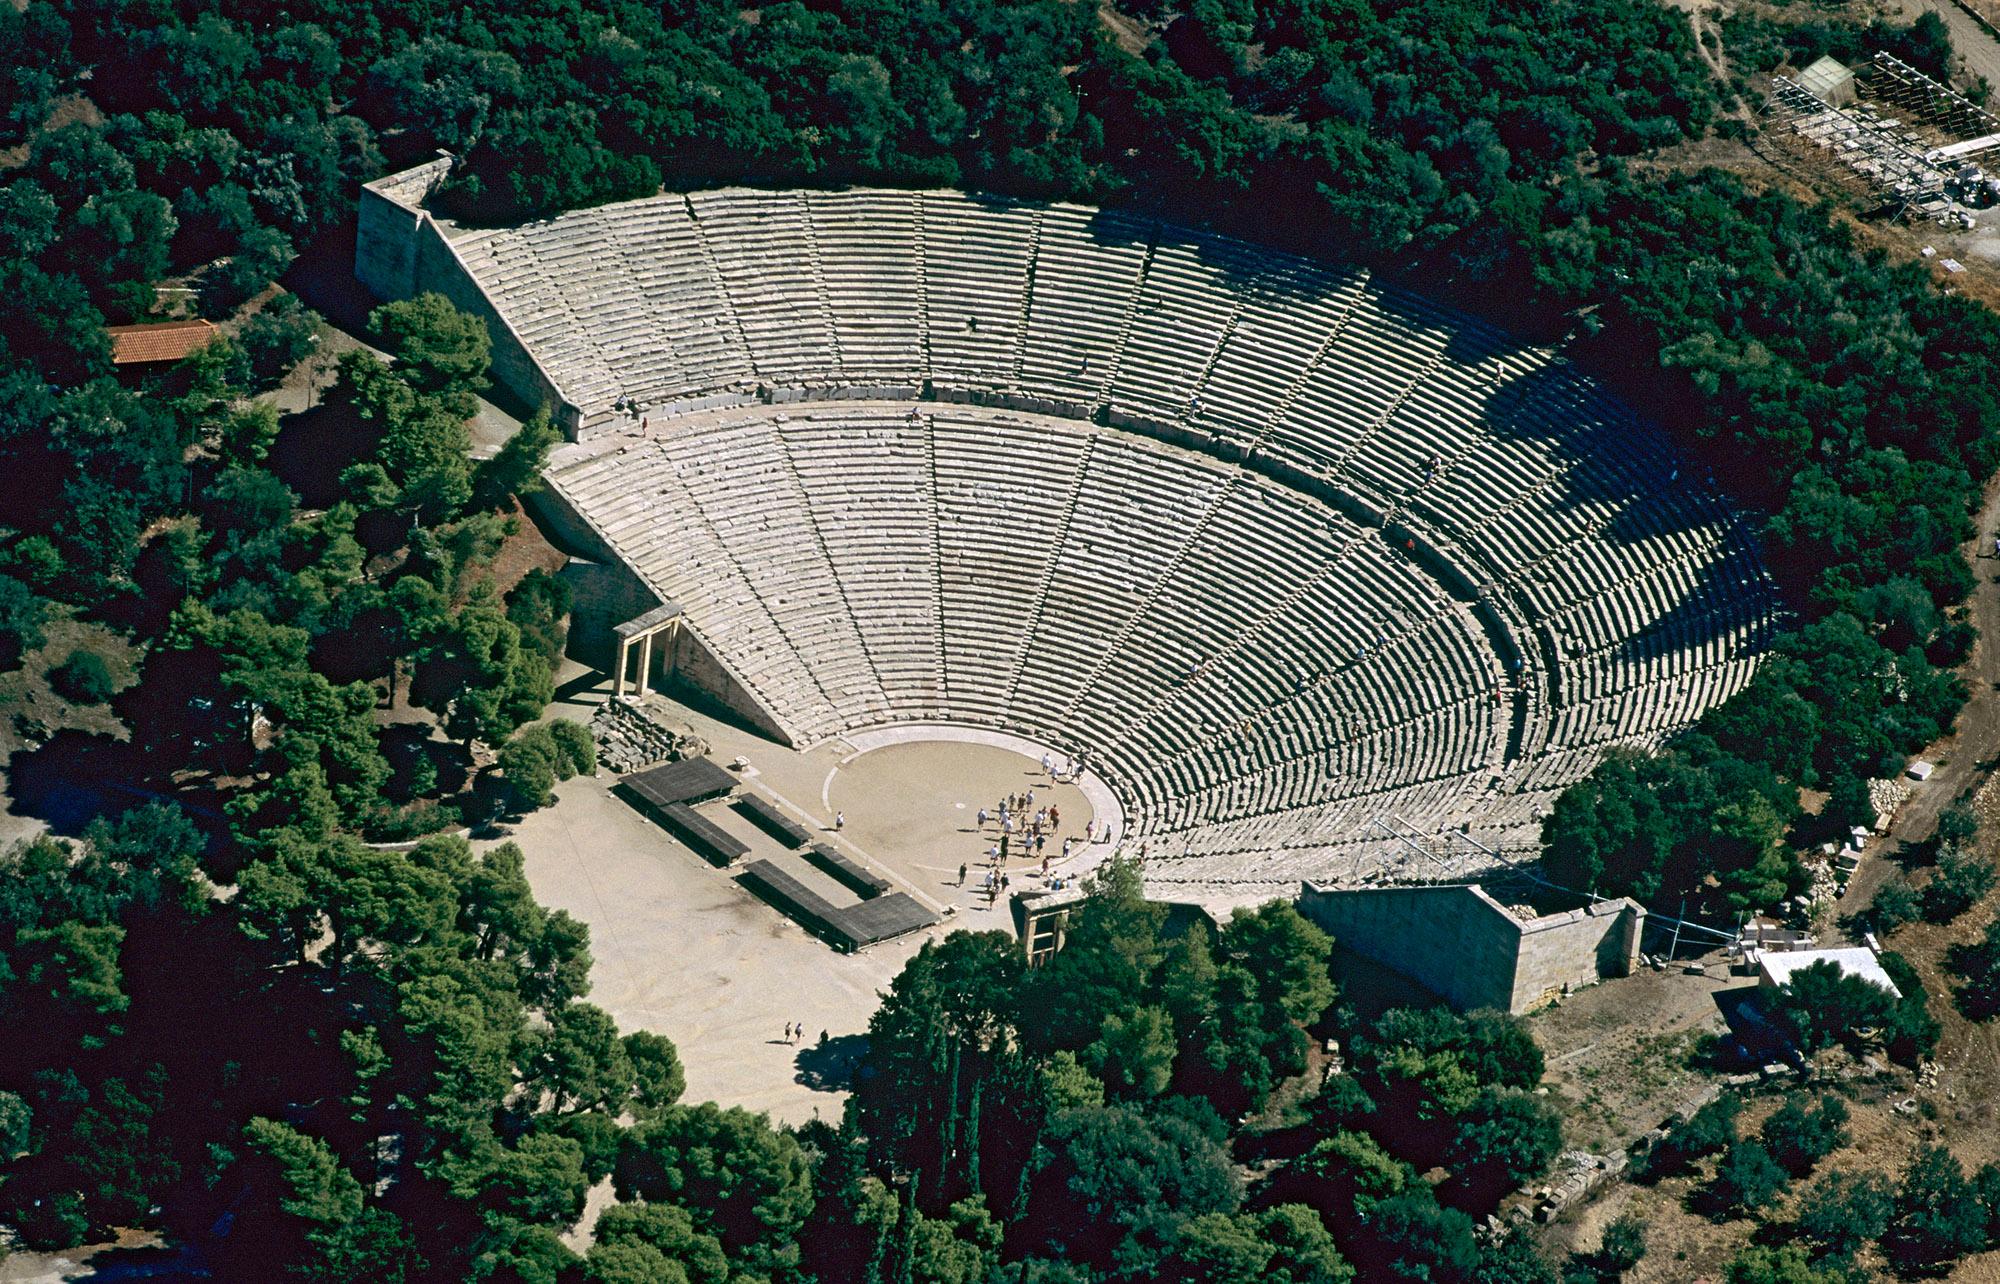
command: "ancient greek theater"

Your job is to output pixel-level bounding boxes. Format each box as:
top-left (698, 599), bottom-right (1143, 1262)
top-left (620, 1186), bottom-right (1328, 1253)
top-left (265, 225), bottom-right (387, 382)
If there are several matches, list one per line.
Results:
top-left (358, 166), bottom-right (1781, 898)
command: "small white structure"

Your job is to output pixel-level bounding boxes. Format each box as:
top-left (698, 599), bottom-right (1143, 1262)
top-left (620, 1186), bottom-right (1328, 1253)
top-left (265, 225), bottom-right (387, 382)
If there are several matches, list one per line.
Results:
top-left (1797, 55), bottom-right (1857, 108)
top-left (1757, 946), bottom-right (1901, 1000)
top-left (1907, 760), bottom-right (1936, 781)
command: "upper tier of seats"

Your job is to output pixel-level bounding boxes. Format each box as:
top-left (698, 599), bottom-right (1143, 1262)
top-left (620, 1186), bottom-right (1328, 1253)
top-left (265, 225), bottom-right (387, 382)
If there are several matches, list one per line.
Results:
top-left (461, 189), bottom-right (1781, 888)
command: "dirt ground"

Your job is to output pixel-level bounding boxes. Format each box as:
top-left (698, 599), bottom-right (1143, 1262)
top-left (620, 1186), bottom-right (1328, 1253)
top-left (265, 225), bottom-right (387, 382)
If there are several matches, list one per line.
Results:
top-left (1529, 961), bottom-right (1741, 1156)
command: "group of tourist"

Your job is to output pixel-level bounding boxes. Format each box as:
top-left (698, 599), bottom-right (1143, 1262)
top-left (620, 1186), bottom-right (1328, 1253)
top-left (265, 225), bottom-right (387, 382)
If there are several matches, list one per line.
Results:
top-left (952, 755), bottom-right (1115, 907)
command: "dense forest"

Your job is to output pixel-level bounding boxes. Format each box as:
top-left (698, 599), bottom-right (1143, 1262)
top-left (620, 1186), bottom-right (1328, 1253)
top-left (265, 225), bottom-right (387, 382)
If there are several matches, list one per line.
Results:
top-left (0, 0), bottom-right (1996, 1278)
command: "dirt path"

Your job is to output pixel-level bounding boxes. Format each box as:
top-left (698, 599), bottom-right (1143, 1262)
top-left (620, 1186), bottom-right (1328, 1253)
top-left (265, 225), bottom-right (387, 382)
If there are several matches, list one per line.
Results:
top-left (1837, 471), bottom-right (2000, 925)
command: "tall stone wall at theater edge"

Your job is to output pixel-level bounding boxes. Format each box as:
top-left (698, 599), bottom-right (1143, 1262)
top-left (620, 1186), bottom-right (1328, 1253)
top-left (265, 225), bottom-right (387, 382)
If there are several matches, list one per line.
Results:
top-left (354, 159), bottom-right (580, 437)
top-left (354, 155), bottom-right (453, 301)
top-left (1508, 897), bottom-right (1644, 1012)
top-left (1295, 883), bottom-right (1645, 1014)
top-left (1297, 884), bottom-right (1524, 1011)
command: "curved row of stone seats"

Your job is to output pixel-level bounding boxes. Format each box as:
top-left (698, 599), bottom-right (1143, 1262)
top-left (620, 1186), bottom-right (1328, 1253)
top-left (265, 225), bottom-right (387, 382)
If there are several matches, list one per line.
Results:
top-left (547, 405), bottom-right (1509, 852)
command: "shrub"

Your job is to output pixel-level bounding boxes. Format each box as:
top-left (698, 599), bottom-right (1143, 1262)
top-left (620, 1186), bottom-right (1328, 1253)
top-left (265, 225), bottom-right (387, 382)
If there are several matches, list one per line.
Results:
top-left (1760, 1094), bottom-right (1848, 1177)
top-left (1923, 848), bottom-right (1996, 924)
top-left (50, 647), bottom-right (115, 704)
top-left (1884, 1145), bottom-right (1987, 1275)
top-left (1948, 919), bottom-right (2000, 1021)
top-left (1710, 1141), bottom-right (1789, 1216)
top-left (1724, 1243), bottom-right (1841, 1284)
top-left (1595, 1213), bottom-right (1647, 1276)
top-left (1869, 878), bottom-right (1920, 934)
top-left (1794, 1169), bottom-right (1892, 1259)
top-left (1641, 1096), bottom-right (1738, 1181)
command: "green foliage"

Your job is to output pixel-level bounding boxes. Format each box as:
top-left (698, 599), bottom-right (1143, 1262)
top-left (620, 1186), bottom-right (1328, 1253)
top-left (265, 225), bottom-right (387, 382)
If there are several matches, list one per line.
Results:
top-left (235, 293), bottom-right (320, 391)
top-left (1539, 744), bottom-right (1801, 913)
top-left (505, 569), bottom-right (570, 665)
top-left (1879, 951), bottom-right (1943, 1066)
top-left (1760, 1094), bottom-right (1849, 1178)
top-left (1446, 1089), bottom-right (1564, 1190)
top-left (1155, 1204), bottom-right (1353, 1284)
top-left (0, 0), bottom-right (1986, 1278)
top-left (1922, 847), bottom-right (1996, 924)
top-left (1723, 1244), bottom-right (1843, 1284)
top-left (0, 574), bottom-right (48, 668)
top-left (1870, 877), bottom-right (1921, 935)
top-left (1794, 1169), bottom-right (1894, 1260)
top-left (1643, 1096), bottom-right (1738, 1181)
top-left (370, 293), bottom-right (491, 409)
top-left (474, 410), bottom-right (561, 510)
top-left (48, 646), bottom-right (114, 704)
top-left (496, 720), bottom-right (592, 813)
top-left (1025, 1100), bottom-right (1242, 1273)
top-left (613, 1103), bottom-right (813, 1279)
top-left (1884, 1145), bottom-right (1988, 1274)
top-left (1710, 1141), bottom-right (1790, 1216)
top-left (1950, 917), bottom-right (2000, 1020)
top-left (1595, 1213), bottom-right (1647, 1277)
top-left (1772, 960), bottom-right (1896, 1054)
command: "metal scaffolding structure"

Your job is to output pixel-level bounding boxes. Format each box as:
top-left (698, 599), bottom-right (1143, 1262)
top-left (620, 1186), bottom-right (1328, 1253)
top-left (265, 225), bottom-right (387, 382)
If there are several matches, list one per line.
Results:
top-left (1864, 51), bottom-right (2000, 163)
top-left (1761, 51), bottom-right (2000, 223)
top-left (1762, 72), bottom-right (1957, 219)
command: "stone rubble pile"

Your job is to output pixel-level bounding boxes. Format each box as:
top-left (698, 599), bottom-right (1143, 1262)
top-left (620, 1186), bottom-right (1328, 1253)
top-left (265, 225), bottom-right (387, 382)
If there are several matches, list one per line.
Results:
top-left (592, 699), bottom-right (706, 774)
top-left (1868, 776), bottom-right (1911, 825)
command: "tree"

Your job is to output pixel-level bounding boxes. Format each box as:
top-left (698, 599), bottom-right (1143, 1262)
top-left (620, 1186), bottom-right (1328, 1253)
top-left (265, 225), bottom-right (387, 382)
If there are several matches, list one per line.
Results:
top-left (474, 410), bottom-right (561, 510)
top-left (369, 293), bottom-right (491, 411)
top-left (498, 726), bottom-right (559, 813)
top-left (1446, 1090), bottom-right (1563, 1195)
top-left (0, 1090), bottom-right (28, 1159)
top-left (505, 568), bottom-right (571, 665)
top-left (1771, 960), bottom-right (1896, 1053)
top-left (237, 293), bottom-right (320, 390)
top-left (1219, 900), bottom-right (1336, 1024)
top-left (589, 1201), bottom-right (727, 1284)
top-left (613, 1104), bottom-right (813, 1278)
top-left (522, 1002), bottom-right (634, 1115)
top-left (1760, 1094), bottom-right (1848, 1177)
top-left (1870, 877), bottom-right (1920, 934)
top-left (546, 719), bottom-right (595, 776)
top-left (1024, 1101), bottom-right (1241, 1273)
top-left (48, 647), bottom-right (113, 704)
top-left (1084, 1005), bottom-right (1176, 1099)
top-left (1884, 1145), bottom-right (1987, 1274)
top-left (1710, 1141), bottom-right (1789, 1217)
top-left (1794, 1169), bottom-right (1893, 1260)
top-left (1155, 1206), bottom-right (1353, 1284)
top-left (625, 1031), bottom-right (686, 1117)
top-left (0, 574), bottom-right (48, 668)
